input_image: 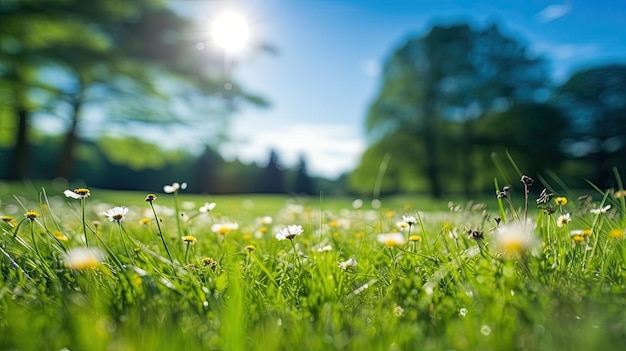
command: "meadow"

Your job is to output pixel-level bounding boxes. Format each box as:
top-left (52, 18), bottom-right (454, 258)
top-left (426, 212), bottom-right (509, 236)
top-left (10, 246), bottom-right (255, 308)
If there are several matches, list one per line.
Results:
top-left (1, 175), bottom-right (626, 351)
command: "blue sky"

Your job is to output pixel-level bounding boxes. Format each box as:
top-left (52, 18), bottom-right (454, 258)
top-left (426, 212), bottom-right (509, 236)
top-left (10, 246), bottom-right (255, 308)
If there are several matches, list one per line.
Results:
top-left (170, 0), bottom-right (626, 178)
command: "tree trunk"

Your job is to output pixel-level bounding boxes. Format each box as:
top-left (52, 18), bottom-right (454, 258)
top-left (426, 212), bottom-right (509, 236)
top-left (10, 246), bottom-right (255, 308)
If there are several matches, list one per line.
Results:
top-left (56, 97), bottom-right (82, 179)
top-left (9, 107), bottom-right (30, 180)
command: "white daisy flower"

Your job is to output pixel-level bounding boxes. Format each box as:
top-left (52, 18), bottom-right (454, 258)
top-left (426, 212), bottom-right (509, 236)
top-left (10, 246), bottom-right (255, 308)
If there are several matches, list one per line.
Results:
top-left (103, 206), bottom-right (129, 222)
top-left (275, 225), bottom-right (304, 240)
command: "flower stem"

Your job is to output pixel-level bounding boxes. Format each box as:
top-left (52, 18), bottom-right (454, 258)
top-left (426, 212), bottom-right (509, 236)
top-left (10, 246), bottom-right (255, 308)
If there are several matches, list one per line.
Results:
top-left (150, 201), bottom-right (177, 276)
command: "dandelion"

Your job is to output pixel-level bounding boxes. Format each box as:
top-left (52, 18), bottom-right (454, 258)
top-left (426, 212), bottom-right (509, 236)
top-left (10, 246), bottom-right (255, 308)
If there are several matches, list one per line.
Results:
top-left (202, 257), bottom-right (218, 269)
top-left (199, 202), bottom-right (216, 213)
top-left (275, 225), bottom-right (304, 241)
top-left (409, 235), bottom-right (422, 242)
top-left (24, 210), bottom-right (39, 220)
top-left (338, 257), bottom-right (357, 270)
top-left (139, 217), bottom-right (151, 225)
top-left (245, 245), bottom-right (256, 252)
top-left (608, 228), bottom-right (625, 239)
top-left (590, 205), bottom-right (611, 215)
top-left (163, 182), bottom-right (187, 194)
top-left (211, 222), bottom-right (239, 235)
top-left (494, 221), bottom-right (539, 255)
top-left (182, 235), bottom-right (197, 244)
top-left (54, 232), bottom-right (69, 241)
top-left (2, 215), bottom-right (17, 227)
top-left (64, 188), bottom-right (90, 200)
top-left (376, 232), bottom-right (407, 247)
top-left (63, 247), bottom-right (105, 271)
top-left (145, 193), bottom-right (157, 202)
top-left (556, 213), bottom-right (571, 228)
top-left (182, 235), bottom-right (197, 262)
top-left (571, 232), bottom-right (585, 243)
top-left (555, 197), bottom-right (568, 206)
top-left (103, 206), bottom-right (129, 222)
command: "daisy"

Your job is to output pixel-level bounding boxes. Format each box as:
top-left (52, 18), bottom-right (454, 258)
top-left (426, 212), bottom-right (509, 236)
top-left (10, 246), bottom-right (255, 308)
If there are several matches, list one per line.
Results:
top-left (338, 258), bottom-right (357, 270)
top-left (494, 221), bottom-right (540, 255)
top-left (163, 182), bottom-right (187, 194)
top-left (376, 232), bottom-right (407, 247)
top-left (103, 206), bottom-right (129, 222)
top-left (199, 202), bottom-right (217, 213)
top-left (590, 205), bottom-right (611, 215)
top-left (211, 222), bottom-right (239, 235)
top-left (275, 225), bottom-right (304, 240)
top-left (64, 188), bottom-right (91, 199)
top-left (63, 247), bottom-right (105, 271)
top-left (556, 213), bottom-right (571, 228)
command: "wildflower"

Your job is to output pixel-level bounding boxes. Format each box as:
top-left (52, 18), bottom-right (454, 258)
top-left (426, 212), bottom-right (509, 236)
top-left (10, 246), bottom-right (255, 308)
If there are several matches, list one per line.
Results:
top-left (182, 235), bottom-right (197, 244)
top-left (571, 232), bottom-right (585, 243)
top-left (211, 222), bottom-right (239, 235)
top-left (54, 232), bottom-right (69, 241)
top-left (338, 257), bottom-right (357, 270)
top-left (554, 197), bottom-right (568, 206)
top-left (202, 257), bottom-right (218, 269)
top-left (590, 205), bottom-right (611, 215)
top-left (609, 228), bottom-right (625, 239)
top-left (402, 215), bottom-right (417, 226)
top-left (64, 188), bottom-right (91, 200)
top-left (480, 325), bottom-right (492, 336)
top-left (245, 245), bottom-right (256, 252)
top-left (145, 193), bottom-right (157, 202)
top-left (92, 220), bottom-right (101, 228)
top-left (376, 232), bottom-right (407, 247)
top-left (24, 210), bottom-right (39, 220)
top-left (1, 215), bottom-right (16, 227)
top-left (63, 247), bottom-right (105, 271)
top-left (556, 213), bottom-right (571, 228)
top-left (317, 245), bottom-right (333, 252)
top-left (494, 222), bottom-right (539, 255)
top-left (396, 221), bottom-right (409, 230)
top-left (352, 199), bottom-right (363, 209)
top-left (199, 202), bottom-right (216, 213)
top-left (163, 182), bottom-right (187, 193)
top-left (275, 225), bottom-right (304, 240)
top-left (394, 305), bottom-right (405, 317)
top-left (139, 217), bottom-right (151, 225)
top-left (103, 206), bottom-right (129, 222)
top-left (260, 216), bottom-right (273, 225)
top-left (409, 235), bottom-right (422, 242)
top-left (459, 308), bottom-right (468, 317)
top-left (521, 175), bottom-right (534, 187)
top-left (243, 233), bottom-right (252, 240)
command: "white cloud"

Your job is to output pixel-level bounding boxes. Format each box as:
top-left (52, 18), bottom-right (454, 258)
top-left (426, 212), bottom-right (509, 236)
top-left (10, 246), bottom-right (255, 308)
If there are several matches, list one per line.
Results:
top-left (222, 119), bottom-right (366, 178)
top-left (535, 3), bottom-right (571, 23)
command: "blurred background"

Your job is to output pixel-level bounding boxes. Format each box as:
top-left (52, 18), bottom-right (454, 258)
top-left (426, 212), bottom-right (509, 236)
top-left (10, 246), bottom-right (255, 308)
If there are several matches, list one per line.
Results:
top-left (1, 0), bottom-right (625, 197)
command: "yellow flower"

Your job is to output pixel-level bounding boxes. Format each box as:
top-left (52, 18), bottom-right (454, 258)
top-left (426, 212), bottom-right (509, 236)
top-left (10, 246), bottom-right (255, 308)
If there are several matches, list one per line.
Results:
top-left (245, 245), bottom-right (256, 252)
top-left (139, 217), bottom-right (151, 225)
top-left (571, 234), bottom-right (585, 243)
top-left (182, 235), bottom-right (197, 244)
top-left (1, 215), bottom-right (16, 227)
top-left (24, 211), bottom-right (39, 220)
top-left (609, 228), bottom-right (625, 239)
top-left (202, 257), bottom-right (218, 269)
top-left (377, 233), bottom-right (406, 247)
top-left (211, 223), bottom-right (239, 235)
top-left (495, 222), bottom-right (539, 255)
top-left (145, 193), bottom-right (157, 202)
top-left (554, 197), bottom-right (568, 206)
top-left (409, 235), bottom-right (422, 242)
top-left (242, 233), bottom-right (253, 240)
top-left (64, 248), bottom-right (105, 270)
top-left (54, 232), bottom-right (69, 241)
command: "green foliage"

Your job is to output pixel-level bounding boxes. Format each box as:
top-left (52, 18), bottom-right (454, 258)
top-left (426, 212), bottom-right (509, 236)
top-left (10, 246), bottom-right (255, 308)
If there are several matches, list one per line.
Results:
top-left (1, 174), bottom-right (626, 350)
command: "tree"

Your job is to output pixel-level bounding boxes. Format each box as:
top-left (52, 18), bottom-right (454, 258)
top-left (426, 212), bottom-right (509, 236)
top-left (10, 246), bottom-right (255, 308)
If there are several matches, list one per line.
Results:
top-left (260, 149), bottom-right (286, 194)
top-left (553, 65), bottom-right (626, 188)
top-left (293, 155), bottom-right (314, 195)
top-left (0, 1), bottom-right (267, 180)
top-left (355, 23), bottom-right (549, 197)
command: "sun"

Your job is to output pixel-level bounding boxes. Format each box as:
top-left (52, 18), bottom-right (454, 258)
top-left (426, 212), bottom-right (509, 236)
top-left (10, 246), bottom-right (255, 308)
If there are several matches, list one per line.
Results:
top-left (211, 11), bottom-right (250, 52)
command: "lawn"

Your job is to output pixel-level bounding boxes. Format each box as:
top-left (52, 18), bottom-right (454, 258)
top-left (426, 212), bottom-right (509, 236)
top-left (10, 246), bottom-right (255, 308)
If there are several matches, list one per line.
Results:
top-left (1, 179), bottom-right (625, 350)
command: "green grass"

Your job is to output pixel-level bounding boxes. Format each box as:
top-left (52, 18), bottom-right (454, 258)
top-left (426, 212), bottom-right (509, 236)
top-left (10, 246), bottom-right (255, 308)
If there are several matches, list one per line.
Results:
top-left (1, 180), bottom-right (626, 350)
